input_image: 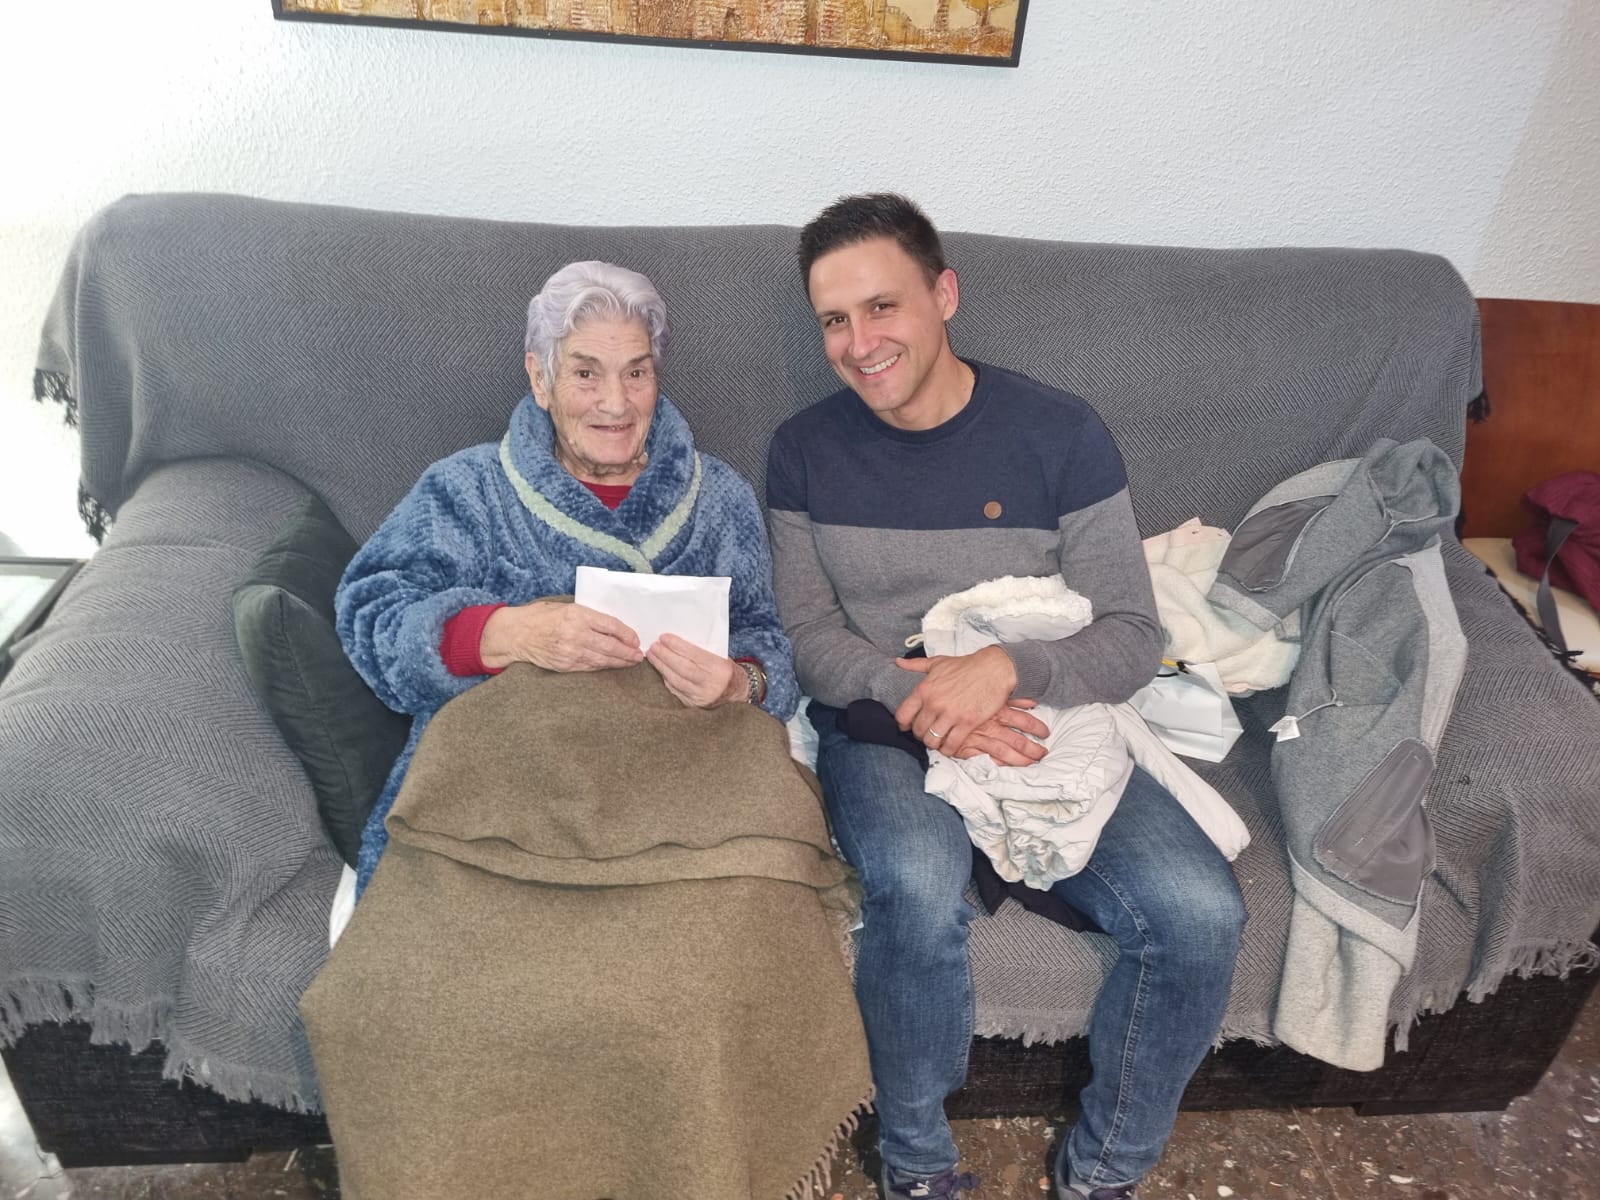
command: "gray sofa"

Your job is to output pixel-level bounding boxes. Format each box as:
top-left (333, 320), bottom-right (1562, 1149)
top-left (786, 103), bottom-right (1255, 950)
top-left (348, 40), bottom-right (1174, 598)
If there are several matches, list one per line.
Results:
top-left (3, 193), bottom-right (1598, 1167)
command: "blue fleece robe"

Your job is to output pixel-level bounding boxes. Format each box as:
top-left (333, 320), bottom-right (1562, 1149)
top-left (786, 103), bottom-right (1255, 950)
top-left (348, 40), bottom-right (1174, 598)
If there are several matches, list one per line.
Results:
top-left (337, 393), bottom-right (799, 892)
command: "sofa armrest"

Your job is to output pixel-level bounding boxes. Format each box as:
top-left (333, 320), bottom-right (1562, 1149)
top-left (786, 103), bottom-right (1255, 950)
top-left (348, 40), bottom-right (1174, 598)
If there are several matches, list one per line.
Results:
top-left (0, 457), bottom-right (341, 1110)
top-left (1416, 539), bottom-right (1600, 1000)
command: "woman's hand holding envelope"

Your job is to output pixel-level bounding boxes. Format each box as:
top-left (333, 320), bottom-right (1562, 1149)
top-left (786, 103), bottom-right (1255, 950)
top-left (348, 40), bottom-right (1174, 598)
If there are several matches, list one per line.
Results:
top-left (479, 599), bottom-right (643, 673)
top-left (646, 633), bottom-right (747, 709)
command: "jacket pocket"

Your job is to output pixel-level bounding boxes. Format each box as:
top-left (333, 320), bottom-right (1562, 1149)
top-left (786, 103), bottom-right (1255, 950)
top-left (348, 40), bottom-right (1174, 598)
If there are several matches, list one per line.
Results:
top-left (1313, 737), bottom-right (1435, 906)
top-left (1220, 495), bottom-right (1336, 591)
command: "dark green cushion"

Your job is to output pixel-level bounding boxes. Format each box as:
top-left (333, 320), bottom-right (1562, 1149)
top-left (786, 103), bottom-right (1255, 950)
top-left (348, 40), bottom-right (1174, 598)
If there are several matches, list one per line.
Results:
top-left (233, 496), bottom-right (409, 866)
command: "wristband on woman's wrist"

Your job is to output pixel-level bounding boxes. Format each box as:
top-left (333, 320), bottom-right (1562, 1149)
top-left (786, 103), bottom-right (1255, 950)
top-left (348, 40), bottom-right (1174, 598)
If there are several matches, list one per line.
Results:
top-left (734, 657), bottom-right (767, 706)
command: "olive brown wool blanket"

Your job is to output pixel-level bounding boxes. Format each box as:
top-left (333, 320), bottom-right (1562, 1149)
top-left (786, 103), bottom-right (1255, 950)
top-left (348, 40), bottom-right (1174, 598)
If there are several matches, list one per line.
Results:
top-left (299, 662), bottom-right (872, 1200)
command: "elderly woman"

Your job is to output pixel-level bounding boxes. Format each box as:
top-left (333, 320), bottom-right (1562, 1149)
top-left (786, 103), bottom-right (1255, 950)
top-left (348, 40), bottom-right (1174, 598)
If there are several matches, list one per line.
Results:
top-left (309, 262), bottom-right (869, 1200)
top-left (336, 260), bottom-right (800, 892)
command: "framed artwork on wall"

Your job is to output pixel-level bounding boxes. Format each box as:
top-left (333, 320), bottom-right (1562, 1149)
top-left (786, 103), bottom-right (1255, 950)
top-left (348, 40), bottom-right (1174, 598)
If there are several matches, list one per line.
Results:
top-left (271, 1), bottom-right (1029, 68)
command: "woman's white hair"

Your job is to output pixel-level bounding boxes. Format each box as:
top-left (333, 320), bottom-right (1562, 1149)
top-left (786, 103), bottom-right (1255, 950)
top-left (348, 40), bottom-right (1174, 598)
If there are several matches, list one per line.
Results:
top-left (524, 261), bottom-right (669, 391)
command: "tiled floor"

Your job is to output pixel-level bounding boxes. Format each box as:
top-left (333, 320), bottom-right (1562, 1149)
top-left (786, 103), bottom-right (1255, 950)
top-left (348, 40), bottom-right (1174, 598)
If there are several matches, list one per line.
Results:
top-left (7, 987), bottom-right (1598, 1199)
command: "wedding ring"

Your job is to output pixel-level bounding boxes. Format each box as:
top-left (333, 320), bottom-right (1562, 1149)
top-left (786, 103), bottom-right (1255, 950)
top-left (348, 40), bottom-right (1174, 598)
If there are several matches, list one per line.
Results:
top-left (928, 729), bottom-right (946, 739)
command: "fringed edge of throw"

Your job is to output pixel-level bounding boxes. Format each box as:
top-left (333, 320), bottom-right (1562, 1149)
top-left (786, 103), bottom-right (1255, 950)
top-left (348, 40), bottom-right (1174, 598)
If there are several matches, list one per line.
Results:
top-left (1468, 940), bottom-right (1600, 1004)
top-left (976, 1011), bottom-right (1279, 1051)
top-left (785, 1096), bottom-right (874, 1200)
top-left (0, 977), bottom-right (108, 1042)
top-left (33, 369), bottom-right (77, 428)
top-left (77, 483), bottom-right (111, 544)
top-left (1388, 983), bottom-right (1467, 1055)
top-left (1, 975), bottom-right (322, 1114)
top-left (1386, 941), bottom-right (1600, 1055)
top-left (1215, 1017), bottom-right (1279, 1050)
top-left (32, 369), bottom-right (113, 544)
top-left (974, 1014), bottom-right (1087, 1046)
top-left (829, 905), bottom-right (861, 982)
top-left (160, 1025), bottom-right (322, 1115)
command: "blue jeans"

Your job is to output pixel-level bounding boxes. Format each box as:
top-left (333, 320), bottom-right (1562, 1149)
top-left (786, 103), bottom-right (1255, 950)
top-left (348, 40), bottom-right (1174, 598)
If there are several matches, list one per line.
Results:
top-left (812, 704), bottom-right (1246, 1187)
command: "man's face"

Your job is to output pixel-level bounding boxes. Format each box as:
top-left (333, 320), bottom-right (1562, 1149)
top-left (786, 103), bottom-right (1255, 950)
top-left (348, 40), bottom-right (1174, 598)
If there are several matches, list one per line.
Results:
top-left (806, 235), bottom-right (961, 430)
top-left (527, 316), bottom-right (658, 484)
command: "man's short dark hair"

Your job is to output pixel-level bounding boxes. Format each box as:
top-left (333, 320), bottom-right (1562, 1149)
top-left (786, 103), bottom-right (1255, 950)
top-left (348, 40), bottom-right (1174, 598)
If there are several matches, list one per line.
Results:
top-left (798, 193), bottom-right (948, 288)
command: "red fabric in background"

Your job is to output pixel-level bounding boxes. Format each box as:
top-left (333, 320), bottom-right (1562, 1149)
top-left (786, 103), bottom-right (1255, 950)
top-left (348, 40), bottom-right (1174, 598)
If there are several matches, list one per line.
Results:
top-left (1514, 471), bottom-right (1600, 613)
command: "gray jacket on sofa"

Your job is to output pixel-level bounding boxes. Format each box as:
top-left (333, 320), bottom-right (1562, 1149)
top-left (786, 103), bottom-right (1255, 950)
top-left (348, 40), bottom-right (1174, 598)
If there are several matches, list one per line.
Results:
top-left (2, 194), bottom-right (1597, 1111)
top-left (1211, 437), bottom-right (1468, 1069)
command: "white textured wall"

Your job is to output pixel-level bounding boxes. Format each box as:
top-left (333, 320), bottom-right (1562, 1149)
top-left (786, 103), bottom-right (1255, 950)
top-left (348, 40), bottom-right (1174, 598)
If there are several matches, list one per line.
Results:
top-left (2, 0), bottom-right (1596, 555)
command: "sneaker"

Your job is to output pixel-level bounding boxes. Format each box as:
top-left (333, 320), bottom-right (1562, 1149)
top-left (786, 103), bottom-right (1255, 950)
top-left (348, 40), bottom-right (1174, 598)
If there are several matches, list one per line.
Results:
top-left (1056, 1171), bottom-right (1137, 1200)
top-left (879, 1164), bottom-right (981, 1198)
top-left (1057, 1184), bottom-right (1136, 1200)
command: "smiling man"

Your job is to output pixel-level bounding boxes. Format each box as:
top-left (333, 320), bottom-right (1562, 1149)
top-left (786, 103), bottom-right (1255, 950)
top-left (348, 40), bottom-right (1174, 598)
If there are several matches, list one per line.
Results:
top-left (765, 194), bottom-right (1247, 1200)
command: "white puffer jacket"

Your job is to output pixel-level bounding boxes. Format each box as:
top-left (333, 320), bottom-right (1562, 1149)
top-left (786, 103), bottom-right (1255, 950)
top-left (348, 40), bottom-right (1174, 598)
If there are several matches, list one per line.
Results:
top-left (918, 575), bottom-right (1251, 890)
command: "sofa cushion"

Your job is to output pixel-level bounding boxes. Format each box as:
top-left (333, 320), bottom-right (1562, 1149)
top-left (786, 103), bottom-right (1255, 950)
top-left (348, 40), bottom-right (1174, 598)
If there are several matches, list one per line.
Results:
top-left (233, 496), bottom-right (409, 865)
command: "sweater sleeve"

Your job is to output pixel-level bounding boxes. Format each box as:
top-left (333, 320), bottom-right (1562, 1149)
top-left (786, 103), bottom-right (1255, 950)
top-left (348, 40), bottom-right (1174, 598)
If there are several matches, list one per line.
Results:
top-left (335, 454), bottom-right (510, 715)
top-left (1002, 488), bottom-right (1165, 708)
top-left (440, 603), bottom-right (507, 677)
top-left (765, 429), bottom-right (919, 712)
top-left (982, 398), bottom-right (1162, 708)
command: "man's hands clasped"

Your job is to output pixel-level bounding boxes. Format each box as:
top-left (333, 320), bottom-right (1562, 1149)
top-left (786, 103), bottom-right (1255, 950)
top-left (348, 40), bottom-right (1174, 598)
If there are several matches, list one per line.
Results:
top-left (895, 644), bottom-right (1049, 768)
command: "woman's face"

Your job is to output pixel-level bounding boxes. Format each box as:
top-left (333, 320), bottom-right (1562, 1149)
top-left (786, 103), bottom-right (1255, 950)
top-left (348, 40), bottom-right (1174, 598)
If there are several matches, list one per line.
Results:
top-left (527, 316), bottom-right (658, 485)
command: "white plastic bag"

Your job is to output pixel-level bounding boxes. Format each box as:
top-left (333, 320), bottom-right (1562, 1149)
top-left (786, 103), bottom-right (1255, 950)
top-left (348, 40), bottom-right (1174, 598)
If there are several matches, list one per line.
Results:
top-left (1129, 660), bottom-right (1244, 763)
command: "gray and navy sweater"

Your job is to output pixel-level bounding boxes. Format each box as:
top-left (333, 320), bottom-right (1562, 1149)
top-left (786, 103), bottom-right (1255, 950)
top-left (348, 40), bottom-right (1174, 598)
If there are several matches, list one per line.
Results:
top-left (766, 361), bottom-right (1162, 713)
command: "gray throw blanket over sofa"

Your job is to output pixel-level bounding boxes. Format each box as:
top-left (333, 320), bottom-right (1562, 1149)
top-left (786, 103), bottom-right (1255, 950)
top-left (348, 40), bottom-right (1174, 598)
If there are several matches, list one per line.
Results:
top-left (3, 193), bottom-right (1598, 1114)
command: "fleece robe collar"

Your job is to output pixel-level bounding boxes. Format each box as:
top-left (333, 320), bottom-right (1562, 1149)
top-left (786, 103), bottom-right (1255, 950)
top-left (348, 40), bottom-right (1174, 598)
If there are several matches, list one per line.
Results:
top-left (499, 392), bottom-right (702, 573)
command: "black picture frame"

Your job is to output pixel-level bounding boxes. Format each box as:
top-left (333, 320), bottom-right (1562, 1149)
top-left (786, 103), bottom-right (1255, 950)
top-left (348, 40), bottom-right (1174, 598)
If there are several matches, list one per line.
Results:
top-left (271, 1), bottom-right (1029, 68)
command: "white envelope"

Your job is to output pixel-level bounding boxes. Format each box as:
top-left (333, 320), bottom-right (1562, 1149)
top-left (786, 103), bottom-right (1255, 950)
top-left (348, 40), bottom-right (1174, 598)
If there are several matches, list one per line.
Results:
top-left (573, 566), bottom-right (731, 658)
top-left (1129, 660), bottom-right (1244, 763)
